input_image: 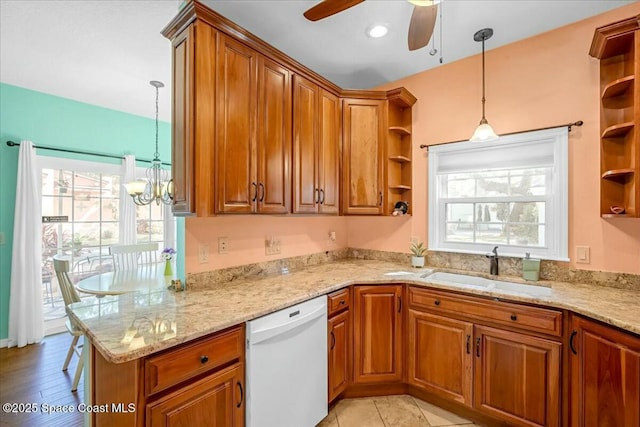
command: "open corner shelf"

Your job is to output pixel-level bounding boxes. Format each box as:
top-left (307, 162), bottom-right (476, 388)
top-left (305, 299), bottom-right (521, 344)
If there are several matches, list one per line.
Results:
top-left (389, 185), bottom-right (412, 190)
top-left (591, 15), bottom-right (640, 219)
top-left (388, 126), bottom-right (411, 136)
top-left (601, 122), bottom-right (635, 139)
top-left (389, 155), bottom-right (411, 163)
top-left (602, 75), bottom-right (635, 99)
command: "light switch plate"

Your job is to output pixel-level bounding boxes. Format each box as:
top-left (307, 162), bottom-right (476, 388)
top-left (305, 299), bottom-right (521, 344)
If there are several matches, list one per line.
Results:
top-left (0, 232), bottom-right (5, 245)
top-left (576, 246), bottom-right (590, 264)
top-left (198, 244), bottom-right (209, 264)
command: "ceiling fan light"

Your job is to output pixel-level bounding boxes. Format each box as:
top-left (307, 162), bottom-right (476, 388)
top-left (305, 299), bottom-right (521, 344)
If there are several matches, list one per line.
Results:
top-left (408, 0), bottom-right (434, 7)
top-left (367, 24), bottom-right (388, 38)
top-left (470, 120), bottom-right (499, 142)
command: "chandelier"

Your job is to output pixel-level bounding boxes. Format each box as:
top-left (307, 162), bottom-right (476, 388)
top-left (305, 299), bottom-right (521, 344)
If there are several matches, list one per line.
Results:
top-left (125, 80), bottom-right (173, 205)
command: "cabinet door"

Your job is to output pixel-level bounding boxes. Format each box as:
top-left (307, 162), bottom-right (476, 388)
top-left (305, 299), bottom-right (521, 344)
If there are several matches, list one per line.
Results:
top-left (318, 89), bottom-right (340, 214)
top-left (328, 310), bottom-right (350, 403)
top-left (171, 23), bottom-right (217, 216)
top-left (570, 315), bottom-right (640, 427)
top-left (474, 325), bottom-right (561, 427)
top-left (407, 309), bottom-right (473, 406)
top-left (257, 56), bottom-right (291, 214)
top-left (216, 34), bottom-right (258, 213)
top-left (353, 285), bottom-right (402, 383)
top-left (147, 363), bottom-right (244, 427)
top-left (342, 98), bottom-right (385, 215)
top-left (292, 75), bottom-right (318, 214)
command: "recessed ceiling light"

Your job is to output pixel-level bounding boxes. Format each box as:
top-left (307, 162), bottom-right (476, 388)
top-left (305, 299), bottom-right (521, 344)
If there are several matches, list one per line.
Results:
top-left (366, 24), bottom-right (388, 38)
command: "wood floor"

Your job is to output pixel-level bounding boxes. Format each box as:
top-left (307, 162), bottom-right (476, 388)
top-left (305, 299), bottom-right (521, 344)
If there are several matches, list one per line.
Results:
top-left (0, 333), bottom-right (84, 427)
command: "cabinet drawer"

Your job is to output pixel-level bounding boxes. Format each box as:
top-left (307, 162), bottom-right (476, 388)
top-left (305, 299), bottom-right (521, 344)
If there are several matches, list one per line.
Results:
top-left (409, 287), bottom-right (562, 337)
top-left (145, 325), bottom-right (243, 396)
top-left (328, 288), bottom-right (350, 316)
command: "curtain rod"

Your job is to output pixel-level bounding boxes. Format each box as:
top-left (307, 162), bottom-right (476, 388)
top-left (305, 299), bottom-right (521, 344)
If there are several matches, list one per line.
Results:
top-left (5, 140), bottom-right (171, 166)
top-left (419, 120), bottom-right (584, 149)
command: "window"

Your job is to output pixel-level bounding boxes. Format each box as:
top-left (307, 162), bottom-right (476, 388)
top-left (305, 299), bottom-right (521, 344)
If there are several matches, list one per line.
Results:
top-left (428, 127), bottom-right (568, 261)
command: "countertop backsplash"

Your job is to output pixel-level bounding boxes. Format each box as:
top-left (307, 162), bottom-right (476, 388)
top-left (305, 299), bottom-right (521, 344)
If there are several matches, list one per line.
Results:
top-left (186, 248), bottom-right (640, 292)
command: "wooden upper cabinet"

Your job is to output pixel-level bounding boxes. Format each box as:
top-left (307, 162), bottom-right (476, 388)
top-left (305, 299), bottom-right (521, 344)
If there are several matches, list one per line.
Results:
top-left (570, 315), bottom-right (640, 427)
top-left (292, 75), bottom-right (340, 214)
top-left (215, 36), bottom-right (291, 214)
top-left (474, 325), bottom-right (561, 427)
top-left (257, 56), bottom-right (291, 214)
top-left (353, 284), bottom-right (403, 384)
top-left (215, 34), bottom-right (258, 214)
top-left (170, 21), bottom-right (217, 216)
top-left (342, 98), bottom-right (385, 215)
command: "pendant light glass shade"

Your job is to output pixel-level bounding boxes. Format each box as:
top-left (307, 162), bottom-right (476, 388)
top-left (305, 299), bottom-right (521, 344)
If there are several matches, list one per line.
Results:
top-left (470, 28), bottom-right (498, 142)
top-left (470, 119), bottom-right (498, 142)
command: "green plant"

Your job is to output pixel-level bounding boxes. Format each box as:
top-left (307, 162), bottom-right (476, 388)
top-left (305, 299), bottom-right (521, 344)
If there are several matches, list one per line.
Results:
top-left (410, 240), bottom-right (426, 257)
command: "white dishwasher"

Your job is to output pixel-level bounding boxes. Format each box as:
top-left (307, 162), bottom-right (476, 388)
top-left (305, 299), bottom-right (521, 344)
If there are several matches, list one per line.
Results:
top-left (246, 295), bottom-right (327, 427)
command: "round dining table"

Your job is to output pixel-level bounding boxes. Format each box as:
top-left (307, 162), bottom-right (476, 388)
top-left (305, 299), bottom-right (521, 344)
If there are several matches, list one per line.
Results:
top-left (75, 265), bottom-right (175, 297)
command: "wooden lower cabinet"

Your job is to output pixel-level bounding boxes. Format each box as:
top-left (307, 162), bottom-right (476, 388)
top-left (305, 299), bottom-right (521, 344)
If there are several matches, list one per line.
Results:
top-left (353, 285), bottom-right (403, 383)
top-left (407, 309), bottom-right (473, 406)
top-left (147, 363), bottom-right (244, 427)
top-left (474, 325), bottom-right (561, 427)
top-left (570, 315), bottom-right (640, 427)
top-left (328, 309), bottom-right (350, 402)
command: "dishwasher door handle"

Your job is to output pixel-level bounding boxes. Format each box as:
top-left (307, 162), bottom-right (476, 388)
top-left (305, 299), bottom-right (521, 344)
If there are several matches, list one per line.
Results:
top-left (249, 304), bottom-right (326, 345)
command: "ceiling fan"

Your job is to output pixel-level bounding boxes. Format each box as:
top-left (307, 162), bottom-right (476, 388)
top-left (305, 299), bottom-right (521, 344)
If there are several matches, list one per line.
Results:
top-left (303, 0), bottom-right (438, 51)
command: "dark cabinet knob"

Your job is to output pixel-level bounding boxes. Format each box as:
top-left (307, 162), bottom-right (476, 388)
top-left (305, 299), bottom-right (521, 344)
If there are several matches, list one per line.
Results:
top-left (434, 300), bottom-right (440, 306)
top-left (510, 314), bottom-right (517, 321)
top-left (200, 355), bottom-right (209, 364)
top-left (339, 300), bottom-right (346, 305)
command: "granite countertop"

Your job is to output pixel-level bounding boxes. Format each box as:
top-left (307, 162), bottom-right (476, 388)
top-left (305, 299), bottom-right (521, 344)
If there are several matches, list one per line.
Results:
top-left (68, 259), bottom-right (640, 364)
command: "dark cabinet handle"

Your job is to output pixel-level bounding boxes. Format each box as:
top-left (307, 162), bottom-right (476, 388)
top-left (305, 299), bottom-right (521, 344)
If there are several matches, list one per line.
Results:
top-left (339, 300), bottom-right (346, 305)
top-left (320, 189), bottom-right (325, 204)
top-left (236, 381), bottom-right (243, 408)
top-left (398, 296), bottom-right (402, 313)
top-left (476, 337), bottom-right (481, 357)
top-left (200, 355), bottom-right (209, 364)
top-left (251, 182), bottom-right (257, 202)
top-left (434, 299), bottom-right (440, 306)
top-left (379, 192), bottom-right (383, 206)
top-left (259, 183), bottom-right (265, 202)
top-left (466, 334), bottom-right (471, 354)
top-left (315, 188), bottom-right (320, 203)
top-left (510, 314), bottom-right (517, 321)
top-left (330, 330), bottom-right (336, 350)
top-left (569, 330), bottom-right (578, 355)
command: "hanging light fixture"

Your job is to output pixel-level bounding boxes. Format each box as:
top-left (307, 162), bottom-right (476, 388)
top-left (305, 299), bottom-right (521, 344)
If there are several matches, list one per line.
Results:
top-left (125, 81), bottom-right (173, 205)
top-left (470, 28), bottom-right (499, 142)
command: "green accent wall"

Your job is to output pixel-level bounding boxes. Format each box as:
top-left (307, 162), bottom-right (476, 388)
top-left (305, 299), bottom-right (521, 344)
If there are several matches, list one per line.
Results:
top-left (0, 83), bottom-right (183, 341)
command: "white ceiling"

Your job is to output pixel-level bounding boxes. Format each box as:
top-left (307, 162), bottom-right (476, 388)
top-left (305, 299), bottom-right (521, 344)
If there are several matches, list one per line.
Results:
top-left (0, 0), bottom-right (634, 123)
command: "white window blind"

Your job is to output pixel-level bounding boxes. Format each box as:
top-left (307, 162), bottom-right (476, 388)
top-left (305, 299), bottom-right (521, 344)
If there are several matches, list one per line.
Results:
top-left (428, 127), bottom-right (569, 261)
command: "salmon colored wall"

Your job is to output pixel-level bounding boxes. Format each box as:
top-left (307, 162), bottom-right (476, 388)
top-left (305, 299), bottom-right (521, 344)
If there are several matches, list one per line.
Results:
top-left (185, 216), bottom-right (347, 273)
top-left (186, 4), bottom-right (640, 275)
top-left (359, 3), bottom-right (640, 274)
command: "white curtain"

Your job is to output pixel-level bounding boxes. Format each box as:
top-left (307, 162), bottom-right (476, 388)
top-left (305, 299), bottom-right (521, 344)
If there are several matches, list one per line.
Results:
top-left (119, 155), bottom-right (137, 244)
top-left (8, 141), bottom-right (44, 348)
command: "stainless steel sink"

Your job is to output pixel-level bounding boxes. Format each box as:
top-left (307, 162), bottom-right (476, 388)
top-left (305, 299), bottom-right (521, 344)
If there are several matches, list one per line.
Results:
top-left (421, 271), bottom-right (552, 296)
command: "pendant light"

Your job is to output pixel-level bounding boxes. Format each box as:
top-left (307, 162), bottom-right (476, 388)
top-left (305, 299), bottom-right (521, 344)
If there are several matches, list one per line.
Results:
top-left (125, 81), bottom-right (173, 206)
top-left (470, 28), bottom-right (499, 142)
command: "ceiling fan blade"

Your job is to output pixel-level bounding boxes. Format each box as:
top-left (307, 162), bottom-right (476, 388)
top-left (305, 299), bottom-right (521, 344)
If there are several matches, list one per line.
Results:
top-left (304, 0), bottom-right (365, 21)
top-left (408, 3), bottom-right (438, 51)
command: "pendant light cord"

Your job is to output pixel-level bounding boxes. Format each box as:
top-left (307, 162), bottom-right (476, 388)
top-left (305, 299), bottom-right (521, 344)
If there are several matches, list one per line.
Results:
top-left (481, 36), bottom-right (486, 121)
top-left (154, 84), bottom-right (160, 161)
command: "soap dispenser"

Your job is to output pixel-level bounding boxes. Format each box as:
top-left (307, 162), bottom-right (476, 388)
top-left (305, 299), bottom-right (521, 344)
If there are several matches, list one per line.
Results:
top-left (522, 252), bottom-right (540, 281)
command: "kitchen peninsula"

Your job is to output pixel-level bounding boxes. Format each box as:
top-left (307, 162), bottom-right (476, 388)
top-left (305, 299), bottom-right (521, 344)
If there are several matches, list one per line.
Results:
top-left (69, 256), bottom-right (640, 427)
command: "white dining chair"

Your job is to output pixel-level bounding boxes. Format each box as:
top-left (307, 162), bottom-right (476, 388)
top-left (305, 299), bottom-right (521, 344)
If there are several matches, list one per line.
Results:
top-left (52, 255), bottom-right (85, 393)
top-left (109, 243), bottom-right (159, 270)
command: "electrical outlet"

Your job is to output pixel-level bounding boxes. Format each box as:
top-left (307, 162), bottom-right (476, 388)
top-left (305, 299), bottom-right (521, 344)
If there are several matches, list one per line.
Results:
top-left (218, 237), bottom-right (229, 254)
top-left (576, 246), bottom-right (590, 264)
top-left (329, 231), bottom-right (336, 242)
top-left (198, 244), bottom-right (209, 264)
top-left (265, 236), bottom-right (281, 256)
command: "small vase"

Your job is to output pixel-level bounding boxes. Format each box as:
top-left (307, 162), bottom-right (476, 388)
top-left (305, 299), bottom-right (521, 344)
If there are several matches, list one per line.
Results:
top-left (164, 259), bottom-right (173, 276)
top-left (411, 256), bottom-right (425, 268)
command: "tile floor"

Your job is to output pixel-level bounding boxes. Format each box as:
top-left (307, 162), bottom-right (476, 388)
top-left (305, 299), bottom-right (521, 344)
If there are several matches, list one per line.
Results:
top-left (317, 395), bottom-right (479, 427)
